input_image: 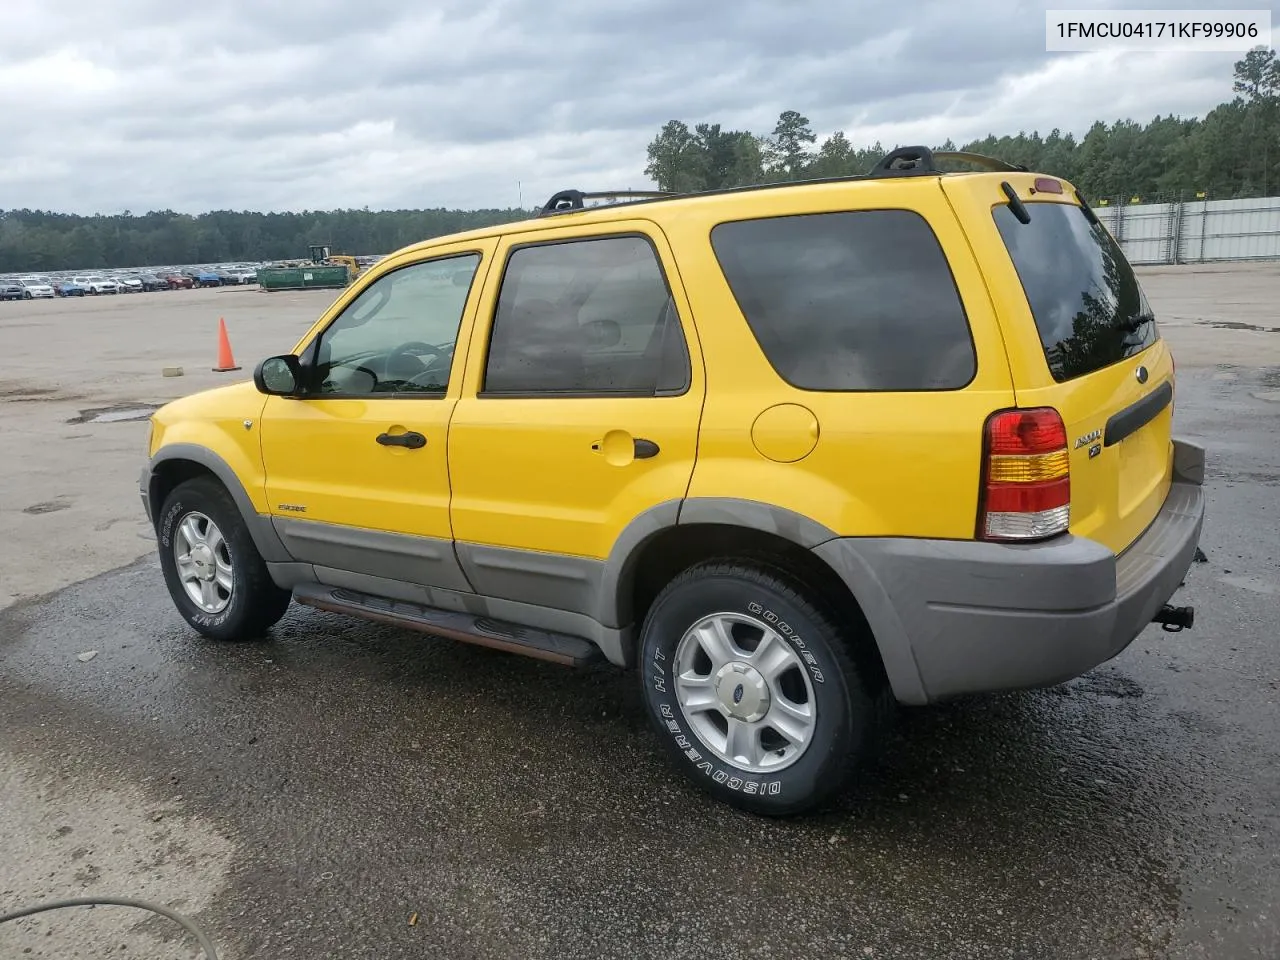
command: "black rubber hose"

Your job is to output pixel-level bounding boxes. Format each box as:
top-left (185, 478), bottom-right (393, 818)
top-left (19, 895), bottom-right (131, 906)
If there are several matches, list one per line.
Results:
top-left (0, 896), bottom-right (219, 959)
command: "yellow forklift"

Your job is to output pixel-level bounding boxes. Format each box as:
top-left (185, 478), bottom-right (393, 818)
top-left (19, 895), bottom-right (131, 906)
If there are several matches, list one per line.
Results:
top-left (308, 244), bottom-right (364, 279)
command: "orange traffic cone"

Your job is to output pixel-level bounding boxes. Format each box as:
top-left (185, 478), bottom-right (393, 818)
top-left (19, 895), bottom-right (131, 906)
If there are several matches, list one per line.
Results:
top-left (212, 317), bottom-right (241, 372)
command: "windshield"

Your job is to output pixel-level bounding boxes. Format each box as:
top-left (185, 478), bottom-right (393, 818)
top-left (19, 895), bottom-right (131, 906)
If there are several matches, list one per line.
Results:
top-left (993, 201), bottom-right (1158, 382)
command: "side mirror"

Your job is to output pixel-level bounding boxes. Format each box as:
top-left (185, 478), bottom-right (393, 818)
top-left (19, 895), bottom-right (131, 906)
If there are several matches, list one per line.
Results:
top-left (583, 318), bottom-right (622, 348)
top-left (253, 355), bottom-right (303, 396)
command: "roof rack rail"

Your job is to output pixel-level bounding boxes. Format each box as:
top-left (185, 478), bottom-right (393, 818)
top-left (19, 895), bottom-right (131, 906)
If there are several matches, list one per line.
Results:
top-left (934, 150), bottom-right (1029, 173)
top-left (865, 146), bottom-right (1028, 178)
top-left (537, 189), bottom-right (679, 217)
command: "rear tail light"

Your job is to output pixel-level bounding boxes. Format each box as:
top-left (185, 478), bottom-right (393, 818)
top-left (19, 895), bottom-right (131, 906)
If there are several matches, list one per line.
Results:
top-left (978, 407), bottom-right (1070, 541)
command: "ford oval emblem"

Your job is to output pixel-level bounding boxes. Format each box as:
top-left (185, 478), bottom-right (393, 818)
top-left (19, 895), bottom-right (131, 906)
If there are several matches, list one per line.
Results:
top-left (1136, 365), bottom-right (1149, 384)
top-left (732, 683), bottom-right (744, 704)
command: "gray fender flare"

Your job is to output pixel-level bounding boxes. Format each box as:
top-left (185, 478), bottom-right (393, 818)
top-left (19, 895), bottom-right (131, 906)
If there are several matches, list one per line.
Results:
top-left (597, 497), bottom-right (843, 627)
top-left (596, 496), bottom-right (926, 701)
top-left (147, 443), bottom-right (293, 564)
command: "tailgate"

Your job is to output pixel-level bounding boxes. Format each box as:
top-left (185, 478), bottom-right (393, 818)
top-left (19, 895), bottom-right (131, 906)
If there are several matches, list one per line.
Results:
top-left (951, 175), bottom-right (1173, 554)
top-left (1043, 343), bottom-right (1173, 553)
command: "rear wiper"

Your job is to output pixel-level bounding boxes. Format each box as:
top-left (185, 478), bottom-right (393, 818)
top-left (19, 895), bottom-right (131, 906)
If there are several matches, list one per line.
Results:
top-left (1118, 312), bottom-right (1154, 333)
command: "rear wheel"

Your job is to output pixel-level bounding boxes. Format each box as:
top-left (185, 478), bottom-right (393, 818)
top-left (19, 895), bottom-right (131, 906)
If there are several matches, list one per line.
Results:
top-left (638, 561), bottom-right (882, 816)
top-left (157, 477), bottom-right (292, 640)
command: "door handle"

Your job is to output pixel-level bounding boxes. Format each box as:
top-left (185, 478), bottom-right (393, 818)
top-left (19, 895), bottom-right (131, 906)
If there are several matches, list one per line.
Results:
top-left (376, 431), bottom-right (426, 449)
top-left (633, 438), bottom-right (660, 459)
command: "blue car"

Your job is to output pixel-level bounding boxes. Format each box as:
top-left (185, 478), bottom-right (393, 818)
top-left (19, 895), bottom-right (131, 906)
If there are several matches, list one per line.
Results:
top-left (194, 271), bottom-right (222, 288)
top-left (54, 279), bottom-right (87, 297)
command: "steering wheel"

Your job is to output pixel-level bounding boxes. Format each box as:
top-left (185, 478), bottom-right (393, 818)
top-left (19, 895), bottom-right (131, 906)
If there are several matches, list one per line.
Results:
top-left (382, 341), bottom-right (444, 383)
top-left (389, 341), bottom-right (443, 363)
top-left (322, 364), bottom-right (379, 392)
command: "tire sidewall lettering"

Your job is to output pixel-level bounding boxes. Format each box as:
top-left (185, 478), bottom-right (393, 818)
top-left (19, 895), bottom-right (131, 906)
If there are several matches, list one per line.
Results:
top-left (646, 590), bottom-right (841, 801)
top-left (159, 499), bottom-right (185, 550)
top-left (746, 600), bottom-right (825, 684)
top-left (159, 497), bottom-right (238, 629)
top-left (650, 683), bottom-right (783, 797)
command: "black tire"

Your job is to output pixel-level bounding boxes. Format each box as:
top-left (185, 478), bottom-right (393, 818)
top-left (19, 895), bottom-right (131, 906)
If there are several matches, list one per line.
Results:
top-left (639, 561), bottom-right (882, 816)
top-left (157, 477), bottom-right (292, 641)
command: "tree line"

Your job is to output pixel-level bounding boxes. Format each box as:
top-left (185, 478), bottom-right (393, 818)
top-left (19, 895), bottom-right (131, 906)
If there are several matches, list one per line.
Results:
top-left (644, 47), bottom-right (1280, 200)
top-left (0, 208), bottom-right (526, 276)
top-left (1, 48), bottom-right (1276, 275)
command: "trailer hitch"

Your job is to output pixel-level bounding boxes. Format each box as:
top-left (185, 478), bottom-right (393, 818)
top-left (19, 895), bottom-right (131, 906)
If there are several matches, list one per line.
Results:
top-left (1152, 604), bottom-right (1195, 633)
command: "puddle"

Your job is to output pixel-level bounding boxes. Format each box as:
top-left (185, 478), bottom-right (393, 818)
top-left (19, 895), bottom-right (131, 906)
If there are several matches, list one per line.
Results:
top-left (1205, 321), bottom-right (1280, 333)
top-left (0, 385), bottom-right (84, 403)
top-left (66, 404), bottom-right (160, 424)
top-left (23, 500), bottom-right (70, 515)
top-left (87, 408), bottom-right (156, 423)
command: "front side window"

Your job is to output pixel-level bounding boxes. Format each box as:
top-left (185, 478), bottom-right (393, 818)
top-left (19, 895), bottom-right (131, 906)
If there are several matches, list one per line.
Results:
top-left (710, 210), bottom-right (977, 392)
top-left (311, 253), bottom-right (480, 396)
top-left (482, 235), bottom-right (690, 396)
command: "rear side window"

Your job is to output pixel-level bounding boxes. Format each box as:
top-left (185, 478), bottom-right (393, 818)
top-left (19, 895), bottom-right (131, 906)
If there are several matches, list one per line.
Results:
top-left (993, 201), bottom-right (1159, 382)
top-left (709, 210), bottom-right (977, 391)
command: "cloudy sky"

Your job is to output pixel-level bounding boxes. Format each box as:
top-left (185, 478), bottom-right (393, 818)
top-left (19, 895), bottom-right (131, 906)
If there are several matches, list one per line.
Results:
top-left (2, 0), bottom-right (1274, 215)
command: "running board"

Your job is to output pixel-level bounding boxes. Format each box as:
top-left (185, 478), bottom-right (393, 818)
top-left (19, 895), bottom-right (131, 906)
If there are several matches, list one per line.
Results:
top-left (292, 584), bottom-right (604, 667)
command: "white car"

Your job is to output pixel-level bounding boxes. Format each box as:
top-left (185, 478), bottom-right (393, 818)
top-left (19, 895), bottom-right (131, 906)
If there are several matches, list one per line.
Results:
top-left (18, 278), bottom-right (55, 299)
top-left (114, 276), bottom-right (144, 293)
top-left (81, 276), bottom-right (119, 295)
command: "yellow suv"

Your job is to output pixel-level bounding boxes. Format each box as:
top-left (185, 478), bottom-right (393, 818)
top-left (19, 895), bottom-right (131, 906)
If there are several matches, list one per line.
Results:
top-left (141, 147), bottom-right (1205, 816)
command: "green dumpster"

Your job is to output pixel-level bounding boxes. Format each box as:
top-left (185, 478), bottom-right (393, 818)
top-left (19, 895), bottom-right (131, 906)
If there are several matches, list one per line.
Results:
top-left (257, 264), bottom-right (352, 291)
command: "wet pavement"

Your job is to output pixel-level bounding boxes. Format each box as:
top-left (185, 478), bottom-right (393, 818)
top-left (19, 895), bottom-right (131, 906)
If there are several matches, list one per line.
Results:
top-left (1, 365), bottom-right (1278, 960)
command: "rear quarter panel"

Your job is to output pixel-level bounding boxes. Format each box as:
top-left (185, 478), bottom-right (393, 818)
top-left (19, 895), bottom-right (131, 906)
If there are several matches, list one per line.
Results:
top-left (664, 179), bottom-right (1016, 539)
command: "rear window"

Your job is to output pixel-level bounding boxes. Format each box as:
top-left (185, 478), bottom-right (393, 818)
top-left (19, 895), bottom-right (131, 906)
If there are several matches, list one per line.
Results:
top-left (709, 210), bottom-right (977, 392)
top-left (994, 201), bottom-right (1158, 382)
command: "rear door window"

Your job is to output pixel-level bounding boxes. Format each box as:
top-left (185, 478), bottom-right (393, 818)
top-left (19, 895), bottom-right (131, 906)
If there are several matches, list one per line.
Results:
top-left (482, 235), bottom-right (690, 397)
top-left (993, 201), bottom-right (1158, 382)
top-left (709, 210), bottom-right (977, 392)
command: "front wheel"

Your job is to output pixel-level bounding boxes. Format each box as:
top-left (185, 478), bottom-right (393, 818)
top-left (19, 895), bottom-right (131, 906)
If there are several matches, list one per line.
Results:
top-left (639, 561), bottom-right (882, 816)
top-left (156, 477), bottom-right (292, 640)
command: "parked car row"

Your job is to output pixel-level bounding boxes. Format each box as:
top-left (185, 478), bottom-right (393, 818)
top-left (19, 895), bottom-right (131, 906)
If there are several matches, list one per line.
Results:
top-left (0, 265), bottom-right (262, 299)
top-left (0, 277), bottom-right (57, 300)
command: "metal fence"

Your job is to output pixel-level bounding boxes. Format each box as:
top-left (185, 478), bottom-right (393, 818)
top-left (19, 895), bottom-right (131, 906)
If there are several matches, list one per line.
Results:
top-left (1092, 194), bottom-right (1280, 265)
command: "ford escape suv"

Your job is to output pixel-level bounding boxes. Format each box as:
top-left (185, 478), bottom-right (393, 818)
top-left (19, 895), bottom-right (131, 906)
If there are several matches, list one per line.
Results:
top-left (140, 146), bottom-right (1205, 816)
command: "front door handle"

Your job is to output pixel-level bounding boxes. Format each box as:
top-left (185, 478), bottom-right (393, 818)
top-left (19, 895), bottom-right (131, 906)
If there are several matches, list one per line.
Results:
top-left (633, 438), bottom-right (660, 459)
top-left (376, 431), bottom-right (426, 449)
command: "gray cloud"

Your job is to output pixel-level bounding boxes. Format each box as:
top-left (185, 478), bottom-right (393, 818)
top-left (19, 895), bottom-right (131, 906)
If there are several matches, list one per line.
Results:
top-left (1, 0), bottom-right (1271, 214)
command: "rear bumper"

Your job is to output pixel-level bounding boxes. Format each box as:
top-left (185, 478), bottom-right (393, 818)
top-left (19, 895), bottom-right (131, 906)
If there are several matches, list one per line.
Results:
top-left (813, 439), bottom-right (1206, 705)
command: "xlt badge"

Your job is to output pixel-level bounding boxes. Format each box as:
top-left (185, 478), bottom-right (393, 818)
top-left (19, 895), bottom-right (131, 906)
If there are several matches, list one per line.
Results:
top-left (1074, 428), bottom-right (1101, 449)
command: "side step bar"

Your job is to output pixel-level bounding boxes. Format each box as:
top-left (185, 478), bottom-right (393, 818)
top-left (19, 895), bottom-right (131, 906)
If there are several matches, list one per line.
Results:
top-left (292, 584), bottom-right (604, 667)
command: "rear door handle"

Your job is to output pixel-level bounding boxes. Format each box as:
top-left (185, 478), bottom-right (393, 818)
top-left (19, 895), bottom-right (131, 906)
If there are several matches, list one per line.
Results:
top-left (633, 438), bottom-right (660, 459)
top-left (376, 431), bottom-right (426, 449)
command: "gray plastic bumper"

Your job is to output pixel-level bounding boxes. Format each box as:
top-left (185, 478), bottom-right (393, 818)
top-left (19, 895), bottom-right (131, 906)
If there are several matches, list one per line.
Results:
top-left (813, 439), bottom-right (1206, 705)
